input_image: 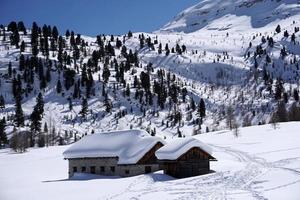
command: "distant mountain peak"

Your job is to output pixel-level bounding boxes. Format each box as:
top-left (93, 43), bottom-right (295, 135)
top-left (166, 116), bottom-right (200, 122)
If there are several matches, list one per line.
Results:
top-left (159, 0), bottom-right (300, 33)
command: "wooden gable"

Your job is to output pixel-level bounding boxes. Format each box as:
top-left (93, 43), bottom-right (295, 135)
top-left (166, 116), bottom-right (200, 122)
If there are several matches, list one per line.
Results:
top-left (137, 142), bottom-right (164, 164)
top-left (177, 147), bottom-right (216, 162)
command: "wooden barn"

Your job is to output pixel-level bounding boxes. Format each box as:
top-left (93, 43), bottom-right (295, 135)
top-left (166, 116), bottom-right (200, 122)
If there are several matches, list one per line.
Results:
top-left (155, 138), bottom-right (216, 178)
top-left (63, 129), bottom-right (164, 178)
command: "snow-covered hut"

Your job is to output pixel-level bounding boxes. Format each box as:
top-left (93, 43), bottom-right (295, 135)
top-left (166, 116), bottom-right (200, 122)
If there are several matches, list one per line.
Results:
top-left (155, 137), bottom-right (216, 178)
top-left (63, 129), bottom-right (164, 177)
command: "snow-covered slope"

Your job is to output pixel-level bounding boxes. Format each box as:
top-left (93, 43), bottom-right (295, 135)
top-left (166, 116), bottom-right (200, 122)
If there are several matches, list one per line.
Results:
top-left (1, 0), bottom-right (300, 140)
top-left (160, 0), bottom-right (300, 33)
top-left (1, 122), bottom-right (300, 200)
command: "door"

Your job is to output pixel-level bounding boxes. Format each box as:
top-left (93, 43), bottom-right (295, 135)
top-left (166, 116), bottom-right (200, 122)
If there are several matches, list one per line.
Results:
top-left (90, 166), bottom-right (95, 174)
top-left (145, 166), bottom-right (152, 174)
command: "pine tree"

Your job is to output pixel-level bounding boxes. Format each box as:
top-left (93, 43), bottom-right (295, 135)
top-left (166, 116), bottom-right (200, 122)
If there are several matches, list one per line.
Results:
top-left (291, 33), bottom-right (296, 44)
top-left (30, 93), bottom-right (44, 146)
top-left (283, 92), bottom-right (288, 104)
top-left (198, 98), bottom-right (206, 119)
top-left (165, 43), bottom-right (170, 56)
top-left (68, 97), bottom-right (73, 111)
top-left (20, 41), bottom-right (25, 52)
top-left (2, 27), bottom-right (6, 41)
top-left (182, 88), bottom-right (187, 102)
top-left (36, 93), bottom-right (44, 116)
top-left (125, 84), bottom-right (130, 96)
top-left (52, 26), bottom-right (59, 40)
top-left (29, 110), bottom-right (40, 146)
top-left (128, 30), bottom-right (133, 38)
top-left (73, 82), bottom-right (79, 99)
top-left (293, 89), bottom-right (299, 102)
top-left (65, 30), bottom-right (70, 38)
top-left (70, 31), bottom-right (75, 47)
top-left (14, 94), bottom-right (24, 127)
top-left (19, 54), bottom-right (25, 71)
top-left (17, 21), bottom-right (26, 34)
top-left (0, 118), bottom-right (8, 145)
top-left (274, 80), bottom-right (283, 100)
top-left (31, 22), bottom-right (39, 56)
top-left (46, 67), bottom-right (51, 82)
top-left (284, 30), bottom-right (289, 38)
top-left (10, 29), bottom-right (20, 48)
top-left (275, 25), bottom-right (281, 33)
top-left (140, 72), bottom-right (150, 91)
top-left (104, 95), bottom-right (112, 113)
top-left (102, 64), bottom-right (110, 83)
top-left (80, 98), bottom-right (88, 118)
top-left (8, 62), bottom-right (12, 77)
top-left (12, 75), bottom-right (22, 99)
top-left (158, 43), bottom-right (162, 54)
top-left (190, 97), bottom-right (196, 111)
top-left (139, 37), bottom-right (144, 49)
top-left (56, 79), bottom-right (62, 93)
top-left (0, 95), bottom-right (5, 109)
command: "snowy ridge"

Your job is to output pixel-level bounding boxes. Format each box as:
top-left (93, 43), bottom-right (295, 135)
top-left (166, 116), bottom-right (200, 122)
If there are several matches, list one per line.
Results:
top-left (155, 137), bottom-right (214, 160)
top-left (63, 129), bottom-right (164, 164)
top-left (160, 0), bottom-right (300, 33)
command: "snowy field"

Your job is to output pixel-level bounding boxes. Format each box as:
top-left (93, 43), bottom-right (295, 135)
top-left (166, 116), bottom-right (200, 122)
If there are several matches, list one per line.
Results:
top-left (1, 122), bottom-right (300, 200)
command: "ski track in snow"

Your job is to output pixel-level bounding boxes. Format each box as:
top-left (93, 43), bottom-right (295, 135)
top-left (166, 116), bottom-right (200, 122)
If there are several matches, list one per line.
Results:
top-left (103, 144), bottom-right (300, 200)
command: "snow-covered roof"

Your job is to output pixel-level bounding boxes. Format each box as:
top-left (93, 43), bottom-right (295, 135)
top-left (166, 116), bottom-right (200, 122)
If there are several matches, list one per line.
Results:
top-left (155, 137), bottom-right (215, 160)
top-left (63, 129), bottom-right (164, 165)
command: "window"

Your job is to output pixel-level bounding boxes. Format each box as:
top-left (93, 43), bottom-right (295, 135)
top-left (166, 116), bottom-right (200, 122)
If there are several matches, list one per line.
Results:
top-left (81, 166), bottom-right (86, 172)
top-left (145, 166), bottom-right (152, 174)
top-left (90, 166), bottom-right (96, 174)
top-left (125, 169), bottom-right (129, 174)
top-left (100, 166), bottom-right (105, 172)
top-left (110, 166), bottom-right (115, 172)
top-left (73, 167), bottom-right (77, 173)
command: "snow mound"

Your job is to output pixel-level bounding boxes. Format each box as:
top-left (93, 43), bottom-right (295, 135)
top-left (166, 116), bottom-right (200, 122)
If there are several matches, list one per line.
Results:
top-left (155, 137), bottom-right (214, 160)
top-left (63, 129), bottom-right (164, 164)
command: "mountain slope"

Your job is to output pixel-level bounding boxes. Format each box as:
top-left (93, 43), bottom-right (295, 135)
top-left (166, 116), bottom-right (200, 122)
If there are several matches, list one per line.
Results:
top-left (1, 0), bottom-right (300, 145)
top-left (160, 0), bottom-right (300, 33)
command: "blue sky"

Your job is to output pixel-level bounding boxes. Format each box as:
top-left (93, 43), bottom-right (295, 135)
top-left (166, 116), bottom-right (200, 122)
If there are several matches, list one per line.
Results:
top-left (0, 0), bottom-right (199, 36)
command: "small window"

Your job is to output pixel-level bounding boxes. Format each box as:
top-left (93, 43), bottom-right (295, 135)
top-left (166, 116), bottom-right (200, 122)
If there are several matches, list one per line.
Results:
top-left (100, 166), bottom-right (105, 172)
top-left (110, 166), bottom-right (115, 172)
top-left (73, 167), bottom-right (77, 173)
top-left (81, 166), bottom-right (86, 172)
top-left (90, 166), bottom-right (96, 174)
top-left (125, 169), bottom-right (129, 174)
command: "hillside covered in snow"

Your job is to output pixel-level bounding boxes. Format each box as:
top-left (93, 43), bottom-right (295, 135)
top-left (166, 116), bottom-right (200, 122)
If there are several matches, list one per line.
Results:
top-left (1, 0), bottom-right (300, 147)
top-left (160, 0), bottom-right (300, 33)
top-left (1, 122), bottom-right (300, 199)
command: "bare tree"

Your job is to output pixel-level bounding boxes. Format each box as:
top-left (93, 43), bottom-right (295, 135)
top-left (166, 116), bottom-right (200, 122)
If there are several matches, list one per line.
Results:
top-left (270, 112), bottom-right (279, 130)
top-left (226, 105), bottom-right (235, 130)
top-left (242, 115), bottom-right (251, 127)
top-left (10, 128), bottom-right (29, 153)
top-left (232, 121), bottom-right (240, 137)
